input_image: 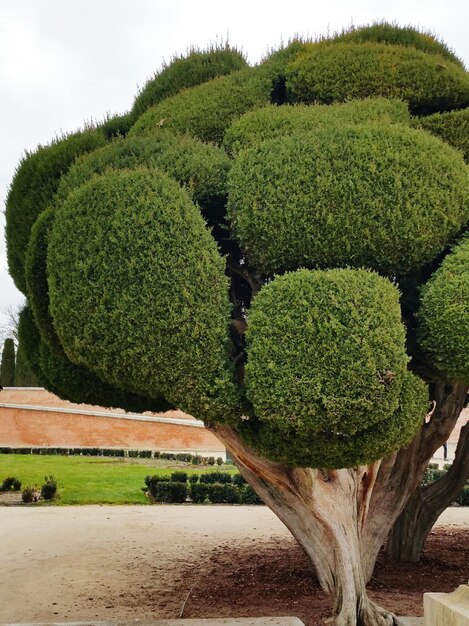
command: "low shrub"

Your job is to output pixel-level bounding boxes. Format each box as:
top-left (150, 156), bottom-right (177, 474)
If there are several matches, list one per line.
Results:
top-left (240, 485), bottom-right (263, 504)
top-left (206, 483), bottom-right (241, 504)
top-left (22, 485), bottom-right (39, 503)
top-left (171, 471), bottom-right (188, 483)
top-left (151, 481), bottom-right (188, 503)
top-left (189, 474), bottom-right (199, 484)
top-left (216, 457), bottom-right (224, 466)
top-left (0, 476), bottom-right (22, 491)
top-left (190, 483), bottom-right (210, 503)
top-left (41, 475), bottom-right (57, 500)
top-left (233, 473), bottom-right (247, 486)
top-left (207, 457), bottom-right (216, 466)
top-left (200, 471), bottom-right (233, 484)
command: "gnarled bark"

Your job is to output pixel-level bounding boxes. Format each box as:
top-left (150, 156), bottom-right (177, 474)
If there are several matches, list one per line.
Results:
top-left (207, 383), bottom-right (467, 625)
top-left (387, 385), bottom-right (468, 562)
top-left (211, 424), bottom-right (395, 626)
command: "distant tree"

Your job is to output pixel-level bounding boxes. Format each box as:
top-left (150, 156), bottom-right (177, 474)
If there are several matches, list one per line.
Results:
top-left (5, 23), bottom-right (469, 625)
top-left (0, 338), bottom-right (16, 387)
top-left (14, 339), bottom-right (39, 387)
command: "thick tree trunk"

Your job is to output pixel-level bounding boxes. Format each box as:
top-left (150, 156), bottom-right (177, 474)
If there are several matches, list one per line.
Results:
top-left (386, 384), bottom-right (468, 562)
top-left (207, 384), bottom-right (467, 624)
top-left (211, 424), bottom-right (395, 626)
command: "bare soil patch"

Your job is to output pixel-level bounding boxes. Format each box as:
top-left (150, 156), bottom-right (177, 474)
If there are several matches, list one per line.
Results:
top-left (0, 506), bottom-right (467, 625)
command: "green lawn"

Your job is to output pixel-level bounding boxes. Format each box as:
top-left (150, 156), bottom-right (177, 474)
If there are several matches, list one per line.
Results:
top-left (0, 454), bottom-right (237, 505)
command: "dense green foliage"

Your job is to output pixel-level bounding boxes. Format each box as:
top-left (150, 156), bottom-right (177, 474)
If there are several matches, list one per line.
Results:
top-left (418, 237), bottom-right (469, 382)
top-left (331, 22), bottom-right (464, 67)
top-left (131, 45), bottom-right (247, 121)
top-left (228, 123), bottom-right (469, 276)
top-left (5, 129), bottom-right (106, 293)
top-left (8, 25), bottom-right (468, 471)
top-left (414, 107), bottom-right (469, 161)
top-left (48, 169), bottom-right (238, 419)
top-left (17, 305), bottom-right (171, 412)
top-left (56, 133), bottom-right (231, 227)
top-left (130, 67), bottom-right (272, 144)
top-left (224, 97), bottom-right (410, 155)
top-left (14, 339), bottom-right (40, 387)
top-left (243, 269), bottom-right (426, 467)
top-left (0, 338), bottom-right (16, 387)
top-left (25, 207), bottom-right (59, 352)
top-left (286, 43), bottom-right (469, 114)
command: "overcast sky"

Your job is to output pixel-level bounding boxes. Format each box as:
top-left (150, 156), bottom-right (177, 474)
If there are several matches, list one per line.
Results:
top-left (1, 0), bottom-right (468, 335)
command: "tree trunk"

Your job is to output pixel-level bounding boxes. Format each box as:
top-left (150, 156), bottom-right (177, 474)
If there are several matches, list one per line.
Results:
top-left (211, 424), bottom-right (396, 626)
top-left (207, 383), bottom-right (467, 624)
top-left (386, 384), bottom-right (468, 562)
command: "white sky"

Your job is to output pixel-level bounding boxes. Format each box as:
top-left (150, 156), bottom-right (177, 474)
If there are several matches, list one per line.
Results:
top-left (1, 0), bottom-right (468, 334)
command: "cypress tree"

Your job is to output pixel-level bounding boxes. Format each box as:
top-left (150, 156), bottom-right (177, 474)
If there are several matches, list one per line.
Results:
top-left (0, 338), bottom-right (16, 387)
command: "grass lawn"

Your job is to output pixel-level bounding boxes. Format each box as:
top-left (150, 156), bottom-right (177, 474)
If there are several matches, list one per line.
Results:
top-left (0, 454), bottom-right (237, 505)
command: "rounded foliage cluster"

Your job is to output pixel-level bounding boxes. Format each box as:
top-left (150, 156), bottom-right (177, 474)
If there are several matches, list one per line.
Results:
top-left (129, 68), bottom-right (272, 145)
top-left (47, 168), bottom-right (238, 419)
top-left (5, 129), bottom-right (106, 293)
top-left (57, 133), bottom-right (231, 221)
top-left (244, 268), bottom-right (426, 468)
top-left (224, 97), bottom-right (410, 155)
top-left (414, 107), bottom-right (469, 162)
top-left (331, 22), bottom-right (464, 67)
top-left (286, 43), bottom-right (469, 114)
top-left (418, 237), bottom-right (469, 383)
top-left (131, 45), bottom-right (248, 122)
top-left (228, 123), bottom-right (469, 276)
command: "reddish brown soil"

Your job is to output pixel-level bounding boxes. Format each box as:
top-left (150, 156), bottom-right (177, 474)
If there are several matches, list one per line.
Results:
top-left (178, 528), bottom-right (468, 626)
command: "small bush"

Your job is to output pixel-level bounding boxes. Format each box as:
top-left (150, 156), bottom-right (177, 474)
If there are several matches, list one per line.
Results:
top-left (22, 485), bottom-right (39, 503)
top-left (189, 474), bottom-right (199, 484)
top-left (192, 455), bottom-right (202, 465)
top-left (171, 471), bottom-right (188, 483)
top-left (190, 483), bottom-right (210, 503)
top-left (240, 485), bottom-right (263, 504)
top-left (207, 457), bottom-right (216, 466)
top-left (233, 473), bottom-right (247, 486)
top-left (216, 457), bottom-right (224, 466)
top-left (0, 476), bottom-right (21, 491)
top-left (458, 485), bottom-right (469, 506)
top-left (206, 483), bottom-right (241, 504)
top-left (41, 475), bottom-right (57, 501)
top-left (200, 471), bottom-right (233, 484)
top-left (151, 481), bottom-right (188, 503)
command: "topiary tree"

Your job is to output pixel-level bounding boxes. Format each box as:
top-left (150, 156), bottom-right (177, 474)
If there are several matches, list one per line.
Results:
top-left (0, 338), bottom-right (16, 387)
top-left (6, 25), bottom-right (469, 626)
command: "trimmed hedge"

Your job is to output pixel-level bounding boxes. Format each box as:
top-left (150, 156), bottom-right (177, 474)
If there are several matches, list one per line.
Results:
top-left (331, 22), bottom-right (464, 67)
top-left (413, 107), bottom-right (469, 162)
top-left (149, 481), bottom-right (188, 503)
top-left (224, 97), bottom-right (410, 155)
top-left (131, 45), bottom-right (248, 121)
top-left (5, 128), bottom-right (106, 293)
top-left (244, 269), bottom-right (427, 468)
top-left (0, 338), bottom-right (15, 387)
top-left (418, 237), bottom-right (469, 383)
top-left (285, 42), bottom-right (469, 115)
top-left (227, 123), bottom-right (469, 277)
top-left (200, 471), bottom-right (233, 484)
top-left (48, 168), bottom-right (238, 420)
top-left (130, 67), bottom-right (272, 145)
